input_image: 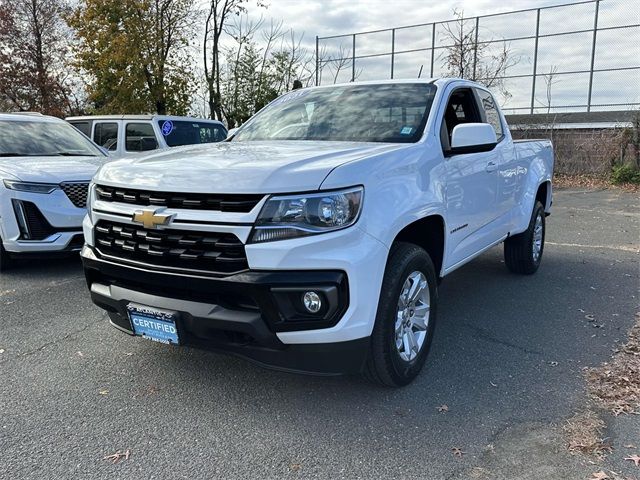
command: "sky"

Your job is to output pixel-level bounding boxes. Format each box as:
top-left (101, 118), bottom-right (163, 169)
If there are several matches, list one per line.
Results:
top-left (229, 0), bottom-right (639, 112)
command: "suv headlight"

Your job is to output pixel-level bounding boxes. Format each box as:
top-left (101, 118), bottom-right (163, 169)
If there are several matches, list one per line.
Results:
top-left (3, 180), bottom-right (59, 194)
top-left (250, 186), bottom-right (364, 243)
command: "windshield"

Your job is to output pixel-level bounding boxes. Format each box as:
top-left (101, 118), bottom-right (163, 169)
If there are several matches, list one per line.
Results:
top-left (234, 83), bottom-right (437, 143)
top-left (0, 119), bottom-right (104, 157)
top-left (159, 120), bottom-right (227, 147)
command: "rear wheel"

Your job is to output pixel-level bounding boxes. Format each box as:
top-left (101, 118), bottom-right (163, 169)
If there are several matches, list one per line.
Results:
top-left (504, 201), bottom-right (545, 275)
top-left (0, 240), bottom-right (13, 272)
top-left (364, 242), bottom-right (438, 387)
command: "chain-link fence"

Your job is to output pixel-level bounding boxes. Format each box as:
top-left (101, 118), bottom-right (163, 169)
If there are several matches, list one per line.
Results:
top-left (315, 0), bottom-right (640, 114)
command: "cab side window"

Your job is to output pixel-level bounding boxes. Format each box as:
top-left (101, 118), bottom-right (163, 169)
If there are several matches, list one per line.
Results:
top-left (125, 123), bottom-right (158, 152)
top-left (477, 90), bottom-right (504, 141)
top-left (93, 122), bottom-right (119, 151)
top-left (441, 88), bottom-right (483, 149)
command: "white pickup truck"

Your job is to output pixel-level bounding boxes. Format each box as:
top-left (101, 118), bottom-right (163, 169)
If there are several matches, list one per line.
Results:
top-left (81, 78), bottom-right (554, 386)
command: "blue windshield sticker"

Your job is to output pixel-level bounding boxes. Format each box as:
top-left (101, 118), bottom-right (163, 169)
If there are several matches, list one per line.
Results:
top-left (161, 120), bottom-right (174, 136)
top-left (400, 126), bottom-right (413, 135)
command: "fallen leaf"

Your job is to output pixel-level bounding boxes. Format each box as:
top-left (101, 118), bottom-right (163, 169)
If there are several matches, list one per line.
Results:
top-left (624, 444), bottom-right (637, 449)
top-left (289, 463), bottom-right (302, 472)
top-left (625, 454), bottom-right (640, 467)
top-left (585, 314), bottom-right (595, 321)
top-left (124, 353), bottom-right (133, 356)
top-left (437, 404), bottom-right (449, 413)
top-left (0, 349), bottom-right (4, 354)
top-left (549, 361), bottom-right (559, 366)
top-left (103, 449), bottom-right (130, 464)
top-left (76, 351), bottom-right (84, 357)
top-left (490, 381), bottom-right (497, 387)
top-left (451, 447), bottom-right (465, 457)
top-left (590, 471), bottom-right (609, 480)
top-left (99, 389), bottom-right (109, 395)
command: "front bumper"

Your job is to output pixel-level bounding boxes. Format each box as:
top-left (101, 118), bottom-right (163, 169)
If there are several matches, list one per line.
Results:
top-left (82, 246), bottom-right (369, 375)
top-left (1, 188), bottom-right (86, 253)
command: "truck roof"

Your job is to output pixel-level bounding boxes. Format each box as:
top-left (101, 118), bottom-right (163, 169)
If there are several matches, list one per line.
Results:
top-left (65, 114), bottom-right (225, 125)
top-left (302, 77), bottom-right (482, 91)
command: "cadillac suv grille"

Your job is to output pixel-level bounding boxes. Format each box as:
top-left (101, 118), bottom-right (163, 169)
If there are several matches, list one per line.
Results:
top-left (61, 182), bottom-right (90, 208)
top-left (95, 185), bottom-right (263, 213)
top-left (94, 220), bottom-right (248, 275)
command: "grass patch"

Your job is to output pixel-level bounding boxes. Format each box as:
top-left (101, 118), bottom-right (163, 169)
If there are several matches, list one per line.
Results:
top-left (611, 165), bottom-right (640, 185)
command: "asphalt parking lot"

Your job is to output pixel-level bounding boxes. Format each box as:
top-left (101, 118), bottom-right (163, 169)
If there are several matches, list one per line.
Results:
top-left (1, 188), bottom-right (639, 480)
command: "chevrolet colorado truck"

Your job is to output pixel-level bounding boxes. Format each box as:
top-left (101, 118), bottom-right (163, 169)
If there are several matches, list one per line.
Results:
top-left (81, 79), bottom-right (554, 386)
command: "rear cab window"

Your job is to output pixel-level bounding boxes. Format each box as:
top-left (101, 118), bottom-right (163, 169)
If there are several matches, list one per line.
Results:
top-left (158, 120), bottom-right (227, 147)
top-left (125, 122), bottom-right (158, 152)
top-left (476, 89), bottom-right (504, 142)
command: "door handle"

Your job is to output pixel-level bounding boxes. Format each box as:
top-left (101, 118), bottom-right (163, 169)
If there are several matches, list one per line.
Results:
top-left (486, 161), bottom-right (498, 172)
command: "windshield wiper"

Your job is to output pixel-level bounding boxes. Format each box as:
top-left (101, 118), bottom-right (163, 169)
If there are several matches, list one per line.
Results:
top-left (0, 152), bottom-right (36, 157)
top-left (48, 151), bottom-right (90, 156)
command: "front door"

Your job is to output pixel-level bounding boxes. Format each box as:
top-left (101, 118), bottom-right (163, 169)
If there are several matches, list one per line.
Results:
top-left (441, 87), bottom-right (500, 270)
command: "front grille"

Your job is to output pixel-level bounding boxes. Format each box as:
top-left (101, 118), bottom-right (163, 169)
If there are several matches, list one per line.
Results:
top-left (94, 220), bottom-right (248, 275)
top-left (95, 185), bottom-right (263, 213)
top-left (61, 182), bottom-right (89, 208)
top-left (12, 200), bottom-right (55, 240)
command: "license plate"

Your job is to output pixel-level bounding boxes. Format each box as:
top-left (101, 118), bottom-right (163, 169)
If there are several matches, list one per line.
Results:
top-left (127, 304), bottom-right (179, 345)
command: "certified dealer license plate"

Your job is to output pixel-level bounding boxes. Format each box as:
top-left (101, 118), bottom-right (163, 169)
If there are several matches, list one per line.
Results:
top-left (127, 304), bottom-right (179, 345)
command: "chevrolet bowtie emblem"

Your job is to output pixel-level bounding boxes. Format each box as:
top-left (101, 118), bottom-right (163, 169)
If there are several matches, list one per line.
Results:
top-left (132, 209), bottom-right (174, 229)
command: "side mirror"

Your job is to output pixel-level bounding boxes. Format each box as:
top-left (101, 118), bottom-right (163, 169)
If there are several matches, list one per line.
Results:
top-left (448, 123), bottom-right (497, 156)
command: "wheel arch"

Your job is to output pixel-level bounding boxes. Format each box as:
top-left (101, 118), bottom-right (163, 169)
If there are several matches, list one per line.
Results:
top-left (536, 180), bottom-right (552, 212)
top-left (391, 214), bottom-right (446, 278)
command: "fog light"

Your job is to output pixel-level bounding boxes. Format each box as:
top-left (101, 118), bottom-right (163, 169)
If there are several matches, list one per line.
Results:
top-left (303, 291), bottom-right (322, 313)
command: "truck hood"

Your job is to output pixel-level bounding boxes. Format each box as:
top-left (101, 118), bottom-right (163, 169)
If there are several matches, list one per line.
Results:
top-left (0, 155), bottom-right (107, 184)
top-left (95, 141), bottom-right (409, 193)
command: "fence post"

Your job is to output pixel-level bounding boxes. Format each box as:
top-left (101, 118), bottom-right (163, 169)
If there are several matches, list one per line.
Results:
top-left (430, 23), bottom-right (436, 78)
top-left (315, 36), bottom-right (319, 86)
top-left (530, 8), bottom-right (541, 114)
top-left (391, 28), bottom-right (395, 79)
top-left (472, 16), bottom-right (480, 80)
top-left (587, 0), bottom-right (600, 112)
top-left (352, 34), bottom-right (356, 82)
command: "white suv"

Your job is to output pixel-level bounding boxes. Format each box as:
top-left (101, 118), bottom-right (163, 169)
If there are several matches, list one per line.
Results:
top-left (0, 113), bottom-right (108, 270)
top-left (66, 115), bottom-right (228, 159)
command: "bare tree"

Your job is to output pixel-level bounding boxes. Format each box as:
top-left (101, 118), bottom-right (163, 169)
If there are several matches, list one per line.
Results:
top-left (325, 43), bottom-right (362, 84)
top-left (203, 0), bottom-right (265, 120)
top-left (440, 9), bottom-right (519, 96)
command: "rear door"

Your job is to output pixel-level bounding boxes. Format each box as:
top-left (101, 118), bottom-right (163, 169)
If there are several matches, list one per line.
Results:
top-left (475, 88), bottom-right (517, 231)
top-left (441, 87), bottom-right (500, 269)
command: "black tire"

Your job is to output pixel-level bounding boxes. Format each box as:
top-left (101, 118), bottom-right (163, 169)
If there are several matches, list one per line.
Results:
top-left (504, 201), bottom-right (545, 275)
top-left (0, 239), bottom-right (13, 272)
top-left (364, 242), bottom-right (438, 387)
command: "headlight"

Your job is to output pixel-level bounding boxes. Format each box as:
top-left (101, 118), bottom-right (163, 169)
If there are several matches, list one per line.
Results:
top-left (86, 182), bottom-right (95, 211)
top-left (250, 186), bottom-right (364, 243)
top-left (3, 180), bottom-right (59, 194)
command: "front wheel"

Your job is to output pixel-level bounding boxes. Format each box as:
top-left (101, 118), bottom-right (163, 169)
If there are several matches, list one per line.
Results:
top-left (504, 201), bottom-right (546, 275)
top-left (364, 242), bottom-right (438, 387)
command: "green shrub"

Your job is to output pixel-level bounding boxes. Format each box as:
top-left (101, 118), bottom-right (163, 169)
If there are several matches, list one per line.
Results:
top-left (611, 164), bottom-right (640, 184)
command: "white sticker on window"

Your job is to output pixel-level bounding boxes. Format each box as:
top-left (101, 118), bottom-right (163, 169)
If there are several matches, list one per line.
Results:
top-left (400, 126), bottom-right (413, 135)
